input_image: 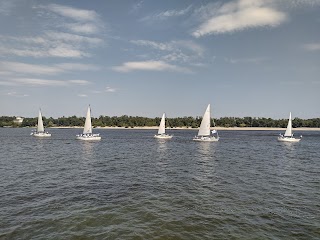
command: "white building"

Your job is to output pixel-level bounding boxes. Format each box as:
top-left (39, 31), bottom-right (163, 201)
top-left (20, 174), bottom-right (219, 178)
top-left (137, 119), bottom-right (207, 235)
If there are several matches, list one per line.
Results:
top-left (13, 117), bottom-right (24, 124)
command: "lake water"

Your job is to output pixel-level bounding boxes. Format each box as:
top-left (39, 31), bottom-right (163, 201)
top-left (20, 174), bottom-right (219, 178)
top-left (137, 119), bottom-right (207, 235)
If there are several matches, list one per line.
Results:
top-left (0, 128), bottom-right (320, 239)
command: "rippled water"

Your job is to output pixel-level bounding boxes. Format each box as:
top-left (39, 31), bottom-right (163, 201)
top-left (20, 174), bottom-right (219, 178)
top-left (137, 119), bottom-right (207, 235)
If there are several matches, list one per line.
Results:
top-left (0, 128), bottom-right (320, 239)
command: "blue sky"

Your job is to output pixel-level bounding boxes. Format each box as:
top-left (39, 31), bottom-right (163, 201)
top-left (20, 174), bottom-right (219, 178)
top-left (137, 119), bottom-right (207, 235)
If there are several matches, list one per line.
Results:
top-left (0, 0), bottom-right (319, 119)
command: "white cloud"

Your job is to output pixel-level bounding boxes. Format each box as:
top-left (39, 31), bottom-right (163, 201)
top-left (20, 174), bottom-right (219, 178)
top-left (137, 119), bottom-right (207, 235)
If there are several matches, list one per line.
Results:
top-left (34, 3), bottom-right (104, 37)
top-left (13, 78), bottom-right (67, 86)
top-left (192, 0), bottom-right (287, 37)
top-left (106, 87), bottom-right (116, 92)
top-left (1, 78), bottom-right (91, 87)
top-left (47, 44), bottom-right (90, 58)
top-left (112, 60), bottom-right (191, 73)
top-left (7, 92), bottom-right (29, 97)
top-left (0, 46), bottom-right (87, 58)
top-left (90, 87), bottom-right (117, 93)
top-left (176, 40), bottom-right (205, 56)
top-left (162, 52), bottom-right (190, 63)
top-left (141, 5), bottom-right (192, 21)
top-left (190, 62), bottom-right (208, 67)
top-left (0, 61), bottom-right (63, 75)
top-left (130, 40), bottom-right (204, 64)
top-left (68, 80), bottom-right (91, 85)
top-left (131, 40), bottom-right (204, 56)
top-left (55, 63), bottom-right (99, 71)
top-left (0, 61), bottom-right (99, 76)
top-left (0, 31), bottom-right (103, 58)
top-left (44, 31), bottom-right (103, 45)
top-left (42, 4), bottom-right (99, 22)
top-left (0, 30), bottom-right (103, 47)
top-left (65, 23), bottom-right (99, 34)
top-left (303, 43), bottom-right (320, 51)
top-left (0, 3), bottom-right (104, 60)
top-left (131, 40), bottom-right (173, 51)
top-left (284, 0), bottom-right (320, 7)
top-left (156, 5), bottom-right (192, 19)
top-left (225, 57), bottom-right (267, 64)
top-left (78, 94), bottom-right (88, 97)
top-left (0, 47), bottom-right (44, 58)
top-left (131, 39), bottom-right (205, 54)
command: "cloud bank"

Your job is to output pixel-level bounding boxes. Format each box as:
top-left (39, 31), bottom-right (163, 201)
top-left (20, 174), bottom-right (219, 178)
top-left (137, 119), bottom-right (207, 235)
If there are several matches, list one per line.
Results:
top-left (112, 60), bottom-right (190, 73)
top-left (192, 0), bottom-right (287, 37)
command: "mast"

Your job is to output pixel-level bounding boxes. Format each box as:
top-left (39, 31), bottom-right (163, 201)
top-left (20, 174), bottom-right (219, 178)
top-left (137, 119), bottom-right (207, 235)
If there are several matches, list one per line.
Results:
top-left (198, 104), bottom-right (211, 136)
top-left (83, 105), bottom-right (92, 134)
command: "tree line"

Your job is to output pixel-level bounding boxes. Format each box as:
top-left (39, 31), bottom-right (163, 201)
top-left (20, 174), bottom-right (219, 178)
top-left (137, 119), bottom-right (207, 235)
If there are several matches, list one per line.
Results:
top-left (1, 115), bottom-right (320, 128)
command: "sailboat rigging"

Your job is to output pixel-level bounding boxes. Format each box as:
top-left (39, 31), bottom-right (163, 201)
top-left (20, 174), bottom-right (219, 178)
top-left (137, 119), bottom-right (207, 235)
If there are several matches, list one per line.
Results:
top-left (278, 112), bottom-right (301, 142)
top-left (76, 105), bottom-right (101, 141)
top-left (154, 113), bottom-right (173, 139)
top-left (193, 104), bottom-right (219, 142)
top-left (31, 109), bottom-right (51, 137)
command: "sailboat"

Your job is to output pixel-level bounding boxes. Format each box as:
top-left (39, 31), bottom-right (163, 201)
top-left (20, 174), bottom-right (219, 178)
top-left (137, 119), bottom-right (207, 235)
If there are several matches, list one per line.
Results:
top-left (31, 109), bottom-right (51, 137)
top-left (76, 105), bottom-right (101, 141)
top-left (278, 112), bottom-right (301, 142)
top-left (193, 104), bottom-right (219, 142)
top-left (154, 113), bottom-right (173, 139)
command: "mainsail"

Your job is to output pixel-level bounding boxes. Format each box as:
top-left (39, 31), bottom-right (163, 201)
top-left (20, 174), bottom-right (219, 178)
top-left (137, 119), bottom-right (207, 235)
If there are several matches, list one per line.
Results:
top-left (158, 113), bottom-right (166, 135)
top-left (83, 106), bottom-right (92, 134)
top-left (284, 112), bottom-right (292, 137)
top-left (198, 104), bottom-right (211, 136)
top-left (37, 109), bottom-right (44, 132)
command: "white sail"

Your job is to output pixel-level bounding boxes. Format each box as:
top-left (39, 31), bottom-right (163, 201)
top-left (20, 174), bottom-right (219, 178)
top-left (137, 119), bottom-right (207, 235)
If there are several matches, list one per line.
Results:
top-left (158, 113), bottom-right (166, 135)
top-left (37, 109), bottom-right (44, 132)
top-left (198, 104), bottom-right (211, 136)
top-left (83, 106), bottom-right (92, 134)
top-left (284, 112), bottom-right (292, 137)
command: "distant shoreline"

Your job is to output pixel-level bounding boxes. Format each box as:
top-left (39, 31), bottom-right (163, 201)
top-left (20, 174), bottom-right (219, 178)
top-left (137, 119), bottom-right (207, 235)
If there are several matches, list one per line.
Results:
top-left (43, 126), bottom-right (320, 131)
top-left (3, 126), bottom-right (319, 131)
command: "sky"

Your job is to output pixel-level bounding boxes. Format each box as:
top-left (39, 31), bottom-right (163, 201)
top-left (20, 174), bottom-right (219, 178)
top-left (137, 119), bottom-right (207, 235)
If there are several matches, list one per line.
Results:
top-left (0, 0), bottom-right (319, 119)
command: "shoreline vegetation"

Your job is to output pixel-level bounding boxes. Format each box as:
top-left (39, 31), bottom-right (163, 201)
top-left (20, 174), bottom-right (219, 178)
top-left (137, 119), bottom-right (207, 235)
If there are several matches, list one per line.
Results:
top-left (54, 126), bottom-right (320, 131)
top-left (1, 115), bottom-right (320, 130)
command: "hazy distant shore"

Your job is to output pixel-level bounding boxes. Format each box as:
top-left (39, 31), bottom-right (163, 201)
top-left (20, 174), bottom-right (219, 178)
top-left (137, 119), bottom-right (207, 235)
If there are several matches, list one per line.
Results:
top-left (44, 126), bottom-right (320, 131)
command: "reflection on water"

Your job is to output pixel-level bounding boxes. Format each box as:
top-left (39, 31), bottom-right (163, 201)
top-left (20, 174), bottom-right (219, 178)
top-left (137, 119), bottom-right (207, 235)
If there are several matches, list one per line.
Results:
top-left (280, 141), bottom-right (298, 151)
top-left (79, 141), bottom-right (94, 156)
top-left (197, 142), bottom-right (217, 160)
top-left (156, 139), bottom-right (168, 154)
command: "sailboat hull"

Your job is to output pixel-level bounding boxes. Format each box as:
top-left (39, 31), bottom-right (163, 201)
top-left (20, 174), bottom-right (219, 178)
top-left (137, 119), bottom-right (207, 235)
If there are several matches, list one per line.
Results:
top-left (33, 132), bottom-right (51, 137)
top-left (154, 134), bottom-right (173, 139)
top-left (193, 136), bottom-right (219, 142)
top-left (277, 137), bottom-right (301, 142)
top-left (76, 135), bottom-right (101, 141)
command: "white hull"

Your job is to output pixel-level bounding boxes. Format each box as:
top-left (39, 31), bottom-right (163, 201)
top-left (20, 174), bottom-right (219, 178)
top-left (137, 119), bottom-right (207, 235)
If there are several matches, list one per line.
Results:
top-left (193, 136), bottom-right (219, 142)
top-left (278, 136), bottom-right (301, 142)
top-left (76, 135), bottom-right (101, 141)
top-left (154, 134), bottom-right (173, 139)
top-left (32, 132), bottom-right (51, 137)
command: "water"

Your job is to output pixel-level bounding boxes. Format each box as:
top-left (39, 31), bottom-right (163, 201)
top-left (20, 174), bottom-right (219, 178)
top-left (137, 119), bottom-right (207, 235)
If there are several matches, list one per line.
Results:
top-left (1, 128), bottom-right (320, 239)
